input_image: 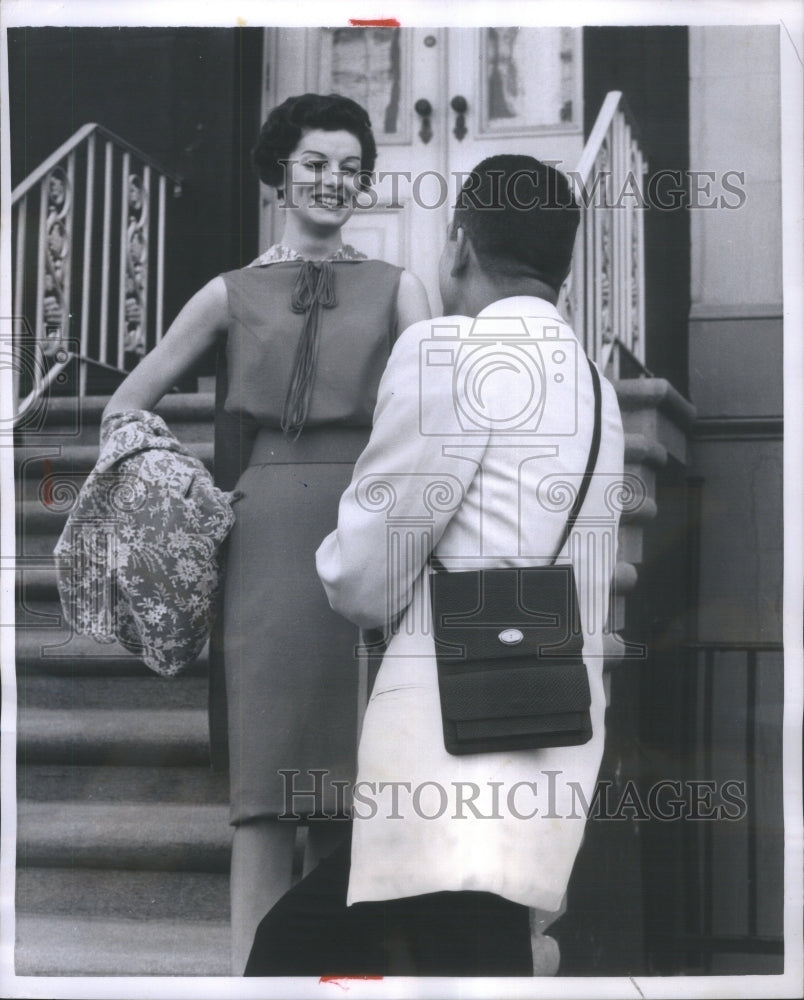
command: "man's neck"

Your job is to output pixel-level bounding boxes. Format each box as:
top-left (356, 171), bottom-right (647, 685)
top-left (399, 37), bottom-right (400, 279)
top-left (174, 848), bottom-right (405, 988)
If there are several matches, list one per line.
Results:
top-left (457, 276), bottom-right (559, 317)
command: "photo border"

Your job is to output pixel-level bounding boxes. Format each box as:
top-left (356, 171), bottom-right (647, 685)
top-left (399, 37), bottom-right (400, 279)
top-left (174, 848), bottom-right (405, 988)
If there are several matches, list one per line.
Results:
top-left (1, 2), bottom-right (801, 999)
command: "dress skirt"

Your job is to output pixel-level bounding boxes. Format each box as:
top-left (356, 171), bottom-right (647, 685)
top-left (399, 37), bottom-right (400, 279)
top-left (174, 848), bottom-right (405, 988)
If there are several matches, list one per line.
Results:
top-left (223, 426), bottom-right (370, 823)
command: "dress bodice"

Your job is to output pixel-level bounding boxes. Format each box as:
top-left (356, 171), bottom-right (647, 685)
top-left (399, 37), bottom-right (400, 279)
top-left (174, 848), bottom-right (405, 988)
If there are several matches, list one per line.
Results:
top-left (221, 258), bottom-right (403, 430)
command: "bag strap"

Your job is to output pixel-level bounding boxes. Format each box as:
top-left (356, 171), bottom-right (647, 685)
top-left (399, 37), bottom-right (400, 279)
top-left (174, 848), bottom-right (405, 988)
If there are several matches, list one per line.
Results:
top-left (549, 354), bottom-right (602, 564)
top-left (430, 354), bottom-right (602, 574)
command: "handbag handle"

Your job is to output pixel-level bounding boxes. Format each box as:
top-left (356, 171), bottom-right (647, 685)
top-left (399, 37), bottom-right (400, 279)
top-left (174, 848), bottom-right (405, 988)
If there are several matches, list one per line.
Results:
top-left (430, 354), bottom-right (603, 573)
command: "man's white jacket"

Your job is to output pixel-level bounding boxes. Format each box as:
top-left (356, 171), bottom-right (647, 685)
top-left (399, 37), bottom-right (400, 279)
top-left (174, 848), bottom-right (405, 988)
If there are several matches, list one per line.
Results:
top-left (317, 296), bottom-right (626, 914)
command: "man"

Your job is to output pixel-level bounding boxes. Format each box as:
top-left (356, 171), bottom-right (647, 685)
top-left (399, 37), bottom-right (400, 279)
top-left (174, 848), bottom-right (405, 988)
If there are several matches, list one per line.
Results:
top-left (245, 155), bottom-right (625, 977)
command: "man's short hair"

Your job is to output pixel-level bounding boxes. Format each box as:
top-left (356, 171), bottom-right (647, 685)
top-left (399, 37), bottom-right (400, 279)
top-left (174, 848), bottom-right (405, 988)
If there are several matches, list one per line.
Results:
top-left (453, 155), bottom-right (580, 291)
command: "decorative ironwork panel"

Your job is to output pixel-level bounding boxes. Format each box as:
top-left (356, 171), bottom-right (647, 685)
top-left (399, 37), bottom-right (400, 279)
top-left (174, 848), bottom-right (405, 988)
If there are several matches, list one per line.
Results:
top-left (630, 140), bottom-right (645, 359)
top-left (124, 170), bottom-right (149, 357)
top-left (597, 137), bottom-right (613, 357)
top-left (42, 166), bottom-right (72, 356)
top-left (11, 123), bottom-right (181, 421)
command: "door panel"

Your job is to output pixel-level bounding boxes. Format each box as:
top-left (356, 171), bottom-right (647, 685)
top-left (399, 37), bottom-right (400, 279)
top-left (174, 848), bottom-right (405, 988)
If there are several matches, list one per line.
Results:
top-left (446, 27), bottom-right (584, 177)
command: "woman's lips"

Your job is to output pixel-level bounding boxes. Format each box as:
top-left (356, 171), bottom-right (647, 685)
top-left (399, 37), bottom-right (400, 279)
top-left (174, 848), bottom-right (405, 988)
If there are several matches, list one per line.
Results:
top-left (311, 194), bottom-right (347, 209)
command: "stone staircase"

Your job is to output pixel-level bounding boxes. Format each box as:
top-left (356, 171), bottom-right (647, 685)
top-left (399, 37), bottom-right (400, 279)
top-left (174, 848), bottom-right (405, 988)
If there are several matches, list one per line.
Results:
top-left (12, 378), bottom-right (694, 976)
top-left (14, 393), bottom-right (231, 976)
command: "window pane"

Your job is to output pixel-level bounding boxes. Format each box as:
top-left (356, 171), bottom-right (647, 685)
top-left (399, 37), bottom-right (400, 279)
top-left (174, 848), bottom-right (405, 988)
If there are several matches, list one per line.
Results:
top-left (320, 28), bottom-right (404, 138)
top-left (484, 27), bottom-right (578, 132)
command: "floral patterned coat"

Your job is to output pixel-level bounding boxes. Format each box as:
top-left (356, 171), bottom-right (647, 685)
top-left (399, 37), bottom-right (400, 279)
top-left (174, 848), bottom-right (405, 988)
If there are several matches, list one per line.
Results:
top-left (54, 409), bottom-right (237, 676)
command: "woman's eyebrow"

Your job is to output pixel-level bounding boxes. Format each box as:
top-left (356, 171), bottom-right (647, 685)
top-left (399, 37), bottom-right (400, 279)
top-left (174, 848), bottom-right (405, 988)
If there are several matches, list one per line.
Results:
top-left (298, 149), bottom-right (361, 164)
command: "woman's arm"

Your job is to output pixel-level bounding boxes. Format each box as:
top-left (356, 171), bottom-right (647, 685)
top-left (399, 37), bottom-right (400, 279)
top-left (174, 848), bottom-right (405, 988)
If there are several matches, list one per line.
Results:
top-left (395, 269), bottom-right (431, 334)
top-left (103, 276), bottom-right (229, 418)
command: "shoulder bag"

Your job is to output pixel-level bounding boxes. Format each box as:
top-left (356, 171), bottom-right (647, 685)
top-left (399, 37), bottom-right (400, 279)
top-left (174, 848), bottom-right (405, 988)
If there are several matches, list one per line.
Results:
top-left (429, 355), bottom-right (602, 755)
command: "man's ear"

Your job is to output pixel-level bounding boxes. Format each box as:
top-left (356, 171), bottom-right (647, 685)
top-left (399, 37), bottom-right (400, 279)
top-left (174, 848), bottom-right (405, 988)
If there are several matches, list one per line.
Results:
top-left (451, 226), bottom-right (471, 277)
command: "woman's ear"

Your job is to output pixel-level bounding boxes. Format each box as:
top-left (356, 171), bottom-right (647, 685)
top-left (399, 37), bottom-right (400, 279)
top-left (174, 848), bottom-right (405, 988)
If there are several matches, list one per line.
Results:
top-left (451, 226), bottom-right (471, 277)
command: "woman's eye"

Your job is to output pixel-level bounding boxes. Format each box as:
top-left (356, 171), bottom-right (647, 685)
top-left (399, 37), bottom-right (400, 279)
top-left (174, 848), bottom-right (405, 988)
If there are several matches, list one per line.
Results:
top-left (303, 160), bottom-right (326, 172)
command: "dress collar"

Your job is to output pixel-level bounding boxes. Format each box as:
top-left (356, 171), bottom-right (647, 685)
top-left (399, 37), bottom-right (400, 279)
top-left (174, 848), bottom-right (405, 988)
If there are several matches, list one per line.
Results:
top-left (248, 243), bottom-right (368, 267)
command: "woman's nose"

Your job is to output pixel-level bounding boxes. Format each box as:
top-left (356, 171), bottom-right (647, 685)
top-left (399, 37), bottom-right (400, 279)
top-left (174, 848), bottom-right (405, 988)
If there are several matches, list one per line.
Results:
top-left (320, 163), bottom-right (337, 188)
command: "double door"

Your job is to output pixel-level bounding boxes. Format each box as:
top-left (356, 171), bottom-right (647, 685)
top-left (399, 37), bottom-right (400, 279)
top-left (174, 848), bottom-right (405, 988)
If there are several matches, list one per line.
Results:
top-left (261, 26), bottom-right (584, 311)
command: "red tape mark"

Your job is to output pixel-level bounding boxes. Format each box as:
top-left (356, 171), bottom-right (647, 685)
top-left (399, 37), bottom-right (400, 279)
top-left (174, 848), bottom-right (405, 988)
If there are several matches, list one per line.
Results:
top-left (319, 975), bottom-right (385, 990)
top-left (348, 18), bottom-right (400, 27)
top-left (42, 458), bottom-right (53, 506)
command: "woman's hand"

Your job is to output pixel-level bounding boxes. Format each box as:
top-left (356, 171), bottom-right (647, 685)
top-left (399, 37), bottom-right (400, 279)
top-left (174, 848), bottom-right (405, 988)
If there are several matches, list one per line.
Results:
top-left (395, 270), bottom-right (431, 335)
top-left (103, 276), bottom-right (229, 418)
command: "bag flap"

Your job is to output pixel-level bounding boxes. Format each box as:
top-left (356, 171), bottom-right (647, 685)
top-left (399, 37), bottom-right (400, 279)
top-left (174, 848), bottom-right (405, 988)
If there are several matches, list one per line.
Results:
top-left (431, 566), bottom-right (583, 661)
top-left (439, 663), bottom-right (591, 721)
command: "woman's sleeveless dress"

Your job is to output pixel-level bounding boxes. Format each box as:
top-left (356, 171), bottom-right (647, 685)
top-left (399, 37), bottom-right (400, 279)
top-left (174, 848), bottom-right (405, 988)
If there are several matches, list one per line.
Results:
top-left (220, 249), bottom-right (402, 823)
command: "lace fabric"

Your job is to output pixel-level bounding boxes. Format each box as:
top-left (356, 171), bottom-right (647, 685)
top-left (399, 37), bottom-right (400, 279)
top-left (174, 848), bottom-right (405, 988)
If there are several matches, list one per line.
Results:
top-left (248, 243), bottom-right (368, 267)
top-left (54, 410), bottom-right (238, 676)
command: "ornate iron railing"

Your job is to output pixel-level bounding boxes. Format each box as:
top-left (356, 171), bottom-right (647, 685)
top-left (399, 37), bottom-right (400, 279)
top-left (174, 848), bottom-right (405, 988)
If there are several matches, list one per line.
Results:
top-left (679, 641), bottom-right (784, 972)
top-left (10, 124), bottom-right (182, 421)
top-left (560, 91), bottom-right (648, 377)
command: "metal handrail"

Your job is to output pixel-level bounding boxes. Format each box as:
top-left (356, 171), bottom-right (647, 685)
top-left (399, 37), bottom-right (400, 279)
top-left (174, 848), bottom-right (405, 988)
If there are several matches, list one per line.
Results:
top-left (574, 90), bottom-right (642, 184)
top-left (11, 123), bottom-right (182, 421)
top-left (561, 90), bottom-right (648, 376)
top-left (11, 123), bottom-right (183, 203)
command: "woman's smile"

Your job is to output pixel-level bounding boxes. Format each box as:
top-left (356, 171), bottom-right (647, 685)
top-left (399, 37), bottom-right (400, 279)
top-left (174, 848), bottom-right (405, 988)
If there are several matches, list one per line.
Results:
top-left (282, 128), bottom-right (363, 230)
top-left (310, 191), bottom-right (348, 210)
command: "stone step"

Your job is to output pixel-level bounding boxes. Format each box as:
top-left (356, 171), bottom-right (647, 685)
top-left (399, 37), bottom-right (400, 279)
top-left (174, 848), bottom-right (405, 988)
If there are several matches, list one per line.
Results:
top-left (17, 866), bottom-right (229, 924)
top-left (19, 547), bottom-right (644, 600)
top-left (18, 763), bottom-right (228, 804)
top-left (18, 707), bottom-right (212, 766)
top-left (623, 431), bottom-right (668, 468)
top-left (619, 495), bottom-right (658, 526)
top-left (18, 674), bottom-right (209, 710)
top-left (12, 442), bottom-right (214, 503)
top-left (17, 801), bottom-right (232, 871)
top-left (15, 914), bottom-right (229, 976)
top-left (614, 560), bottom-right (638, 595)
top-left (15, 564), bottom-right (60, 600)
top-left (17, 499), bottom-right (72, 535)
top-left (15, 613), bottom-right (209, 676)
top-left (15, 392), bottom-right (216, 448)
top-left (615, 378), bottom-right (697, 465)
top-left (18, 434), bottom-right (653, 477)
top-left (617, 522), bottom-right (645, 565)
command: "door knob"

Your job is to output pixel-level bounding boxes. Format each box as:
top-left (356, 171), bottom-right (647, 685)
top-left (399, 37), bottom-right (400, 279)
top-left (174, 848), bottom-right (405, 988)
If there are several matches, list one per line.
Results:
top-left (414, 99), bottom-right (433, 144)
top-left (450, 95), bottom-right (468, 141)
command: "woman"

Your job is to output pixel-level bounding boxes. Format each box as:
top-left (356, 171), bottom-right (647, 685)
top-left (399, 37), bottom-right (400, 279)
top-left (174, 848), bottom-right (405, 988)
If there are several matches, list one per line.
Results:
top-left (102, 92), bottom-right (430, 972)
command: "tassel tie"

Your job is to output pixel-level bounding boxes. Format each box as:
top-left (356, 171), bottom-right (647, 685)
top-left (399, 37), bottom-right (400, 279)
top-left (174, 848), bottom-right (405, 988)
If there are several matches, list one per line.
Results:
top-left (281, 260), bottom-right (337, 439)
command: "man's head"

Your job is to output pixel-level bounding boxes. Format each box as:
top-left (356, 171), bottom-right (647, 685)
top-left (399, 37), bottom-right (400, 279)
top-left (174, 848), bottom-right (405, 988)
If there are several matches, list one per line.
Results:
top-left (439, 155), bottom-right (580, 315)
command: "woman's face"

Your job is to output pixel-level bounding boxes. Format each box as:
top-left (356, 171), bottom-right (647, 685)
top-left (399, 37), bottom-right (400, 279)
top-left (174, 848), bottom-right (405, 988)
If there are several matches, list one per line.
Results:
top-left (282, 128), bottom-right (363, 231)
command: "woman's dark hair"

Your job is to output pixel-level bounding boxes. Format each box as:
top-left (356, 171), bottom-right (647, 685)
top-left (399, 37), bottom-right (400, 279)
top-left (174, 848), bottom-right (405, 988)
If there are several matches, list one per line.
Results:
top-left (252, 92), bottom-right (377, 191)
